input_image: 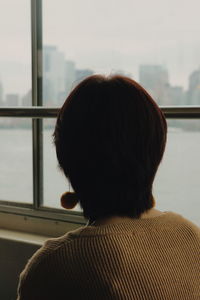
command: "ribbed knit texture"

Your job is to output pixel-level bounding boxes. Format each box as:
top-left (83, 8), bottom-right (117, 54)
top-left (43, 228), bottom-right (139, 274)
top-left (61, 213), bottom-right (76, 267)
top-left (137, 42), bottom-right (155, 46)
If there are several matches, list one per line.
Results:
top-left (17, 211), bottom-right (200, 300)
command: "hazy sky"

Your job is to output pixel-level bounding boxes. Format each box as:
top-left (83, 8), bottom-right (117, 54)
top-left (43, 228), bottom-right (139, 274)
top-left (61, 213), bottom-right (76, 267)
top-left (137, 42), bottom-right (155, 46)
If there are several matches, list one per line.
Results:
top-left (0, 0), bottom-right (200, 95)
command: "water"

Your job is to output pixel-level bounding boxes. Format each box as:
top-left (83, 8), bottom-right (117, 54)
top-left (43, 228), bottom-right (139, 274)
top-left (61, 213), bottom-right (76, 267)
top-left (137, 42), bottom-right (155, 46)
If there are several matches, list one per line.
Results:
top-left (0, 124), bottom-right (199, 226)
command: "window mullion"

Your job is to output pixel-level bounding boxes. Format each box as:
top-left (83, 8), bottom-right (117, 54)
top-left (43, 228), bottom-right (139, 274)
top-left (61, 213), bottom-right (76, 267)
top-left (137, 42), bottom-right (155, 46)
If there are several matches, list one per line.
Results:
top-left (31, 0), bottom-right (43, 209)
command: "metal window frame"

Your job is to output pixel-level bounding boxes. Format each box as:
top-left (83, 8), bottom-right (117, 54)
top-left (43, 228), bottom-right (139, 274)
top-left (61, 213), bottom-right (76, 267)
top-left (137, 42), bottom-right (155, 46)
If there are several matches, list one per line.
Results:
top-left (1, 106), bottom-right (200, 118)
top-left (31, 0), bottom-right (43, 209)
top-left (0, 0), bottom-right (200, 226)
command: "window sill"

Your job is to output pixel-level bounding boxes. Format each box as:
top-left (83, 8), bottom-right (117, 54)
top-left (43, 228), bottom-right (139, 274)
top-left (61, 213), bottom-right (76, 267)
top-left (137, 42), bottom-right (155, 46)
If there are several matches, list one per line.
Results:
top-left (0, 210), bottom-right (85, 237)
top-left (0, 228), bottom-right (47, 246)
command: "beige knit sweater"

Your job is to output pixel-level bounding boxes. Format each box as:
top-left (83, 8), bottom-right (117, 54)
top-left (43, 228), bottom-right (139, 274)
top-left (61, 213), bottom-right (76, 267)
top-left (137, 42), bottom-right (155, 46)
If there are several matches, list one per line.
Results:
top-left (17, 211), bottom-right (200, 299)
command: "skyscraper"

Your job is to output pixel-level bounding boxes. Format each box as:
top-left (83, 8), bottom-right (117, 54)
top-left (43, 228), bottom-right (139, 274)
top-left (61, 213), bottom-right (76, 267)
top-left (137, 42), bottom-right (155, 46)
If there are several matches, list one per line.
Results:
top-left (169, 86), bottom-right (185, 106)
top-left (139, 65), bottom-right (170, 105)
top-left (64, 60), bottom-right (76, 97)
top-left (43, 46), bottom-right (66, 105)
top-left (75, 69), bottom-right (94, 84)
top-left (22, 90), bottom-right (32, 106)
top-left (0, 81), bottom-right (3, 106)
top-left (187, 69), bottom-right (200, 105)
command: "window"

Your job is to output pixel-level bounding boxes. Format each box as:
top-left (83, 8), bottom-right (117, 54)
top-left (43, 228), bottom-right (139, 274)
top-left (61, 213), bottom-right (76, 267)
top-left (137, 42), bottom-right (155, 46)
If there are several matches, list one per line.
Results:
top-left (154, 120), bottom-right (200, 225)
top-left (0, 120), bottom-right (32, 203)
top-left (43, 0), bottom-right (200, 106)
top-left (0, 0), bottom-right (31, 107)
top-left (0, 1), bottom-right (32, 203)
top-left (0, 0), bottom-right (200, 229)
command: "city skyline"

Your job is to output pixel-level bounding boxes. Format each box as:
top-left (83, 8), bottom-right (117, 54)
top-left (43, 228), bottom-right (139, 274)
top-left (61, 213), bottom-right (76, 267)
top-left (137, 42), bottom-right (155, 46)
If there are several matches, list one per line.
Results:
top-left (0, 45), bottom-right (200, 107)
top-left (1, 0), bottom-right (200, 97)
top-left (1, 48), bottom-right (200, 97)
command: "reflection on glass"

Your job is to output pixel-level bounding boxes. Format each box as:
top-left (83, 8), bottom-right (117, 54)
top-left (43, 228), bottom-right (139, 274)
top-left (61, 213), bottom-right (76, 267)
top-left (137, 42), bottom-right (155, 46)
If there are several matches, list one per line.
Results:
top-left (43, 0), bottom-right (200, 106)
top-left (43, 118), bottom-right (200, 226)
top-left (0, 118), bottom-right (32, 202)
top-left (0, 0), bottom-right (31, 106)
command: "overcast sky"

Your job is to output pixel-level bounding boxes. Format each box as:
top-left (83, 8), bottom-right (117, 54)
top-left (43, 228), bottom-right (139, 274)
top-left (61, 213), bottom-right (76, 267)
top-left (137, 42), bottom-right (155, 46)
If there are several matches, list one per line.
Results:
top-left (0, 0), bottom-right (200, 95)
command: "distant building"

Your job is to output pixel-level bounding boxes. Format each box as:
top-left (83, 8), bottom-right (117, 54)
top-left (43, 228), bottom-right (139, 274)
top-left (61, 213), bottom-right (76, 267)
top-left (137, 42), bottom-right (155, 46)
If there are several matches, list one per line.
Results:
top-left (139, 65), bottom-right (169, 90)
top-left (169, 86), bottom-right (185, 106)
top-left (43, 46), bottom-right (95, 105)
top-left (43, 46), bottom-right (66, 105)
top-left (22, 90), bottom-right (32, 106)
top-left (187, 69), bottom-right (200, 105)
top-left (5, 94), bottom-right (19, 106)
top-left (139, 65), bottom-right (170, 105)
top-left (0, 81), bottom-right (3, 106)
top-left (75, 69), bottom-right (94, 84)
top-left (64, 60), bottom-right (76, 97)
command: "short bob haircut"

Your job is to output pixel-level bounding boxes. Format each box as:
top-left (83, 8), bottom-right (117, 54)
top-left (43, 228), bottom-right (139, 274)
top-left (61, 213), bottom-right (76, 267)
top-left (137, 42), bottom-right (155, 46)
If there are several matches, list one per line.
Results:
top-left (53, 75), bottom-right (167, 221)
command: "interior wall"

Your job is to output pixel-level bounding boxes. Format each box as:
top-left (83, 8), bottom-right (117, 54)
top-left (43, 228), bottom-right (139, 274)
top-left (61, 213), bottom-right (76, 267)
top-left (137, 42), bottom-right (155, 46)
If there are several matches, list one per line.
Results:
top-left (0, 238), bottom-right (41, 300)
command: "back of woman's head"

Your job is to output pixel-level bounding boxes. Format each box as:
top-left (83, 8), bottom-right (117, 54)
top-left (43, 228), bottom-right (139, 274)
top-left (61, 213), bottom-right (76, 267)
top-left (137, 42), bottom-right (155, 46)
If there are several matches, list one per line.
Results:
top-left (53, 75), bottom-right (167, 221)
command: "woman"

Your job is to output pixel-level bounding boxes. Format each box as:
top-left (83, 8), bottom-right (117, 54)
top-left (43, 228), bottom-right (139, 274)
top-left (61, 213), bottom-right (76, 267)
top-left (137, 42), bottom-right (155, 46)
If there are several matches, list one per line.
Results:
top-left (17, 75), bottom-right (200, 299)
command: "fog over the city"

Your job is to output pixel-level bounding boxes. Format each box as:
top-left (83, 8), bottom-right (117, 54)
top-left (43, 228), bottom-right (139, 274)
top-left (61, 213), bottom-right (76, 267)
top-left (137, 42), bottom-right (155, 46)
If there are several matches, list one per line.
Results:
top-left (0, 0), bottom-right (200, 95)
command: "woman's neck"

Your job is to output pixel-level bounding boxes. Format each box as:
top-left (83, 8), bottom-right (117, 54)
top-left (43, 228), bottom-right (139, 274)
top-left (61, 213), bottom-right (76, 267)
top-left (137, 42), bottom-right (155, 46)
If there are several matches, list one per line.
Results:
top-left (89, 208), bottom-right (164, 226)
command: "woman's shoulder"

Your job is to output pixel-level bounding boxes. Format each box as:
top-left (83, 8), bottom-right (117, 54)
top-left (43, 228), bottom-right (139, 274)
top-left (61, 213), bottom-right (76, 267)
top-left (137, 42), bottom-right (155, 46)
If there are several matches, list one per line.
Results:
top-left (18, 226), bottom-right (85, 276)
top-left (169, 211), bottom-right (200, 237)
top-left (17, 226), bottom-right (87, 298)
top-left (21, 212), bottom-right (200, 271)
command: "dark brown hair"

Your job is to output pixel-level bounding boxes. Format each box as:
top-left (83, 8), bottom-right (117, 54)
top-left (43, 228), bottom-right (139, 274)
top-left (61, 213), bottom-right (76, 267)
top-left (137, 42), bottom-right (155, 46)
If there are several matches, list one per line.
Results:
top-left (53, 75), bottom-right (167, 221)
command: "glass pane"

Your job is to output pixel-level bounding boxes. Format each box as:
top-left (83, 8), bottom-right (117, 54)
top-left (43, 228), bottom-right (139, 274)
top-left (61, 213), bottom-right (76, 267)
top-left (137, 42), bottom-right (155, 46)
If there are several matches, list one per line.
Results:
top-left (43, 0), bottom-right (200, 106)
top-left (154, 120), bottom-right (200, 226)
top-left (0, 0), bottom-right (31, 106)
top-left (0, 119), bottom-right (32, 203)
top-left (43, 119), bottom-right (81, 211)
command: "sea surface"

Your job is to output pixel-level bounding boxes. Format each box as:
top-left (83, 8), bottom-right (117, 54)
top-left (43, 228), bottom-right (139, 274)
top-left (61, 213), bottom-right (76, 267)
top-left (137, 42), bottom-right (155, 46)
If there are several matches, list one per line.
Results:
top-left (0, 124), bottom-right (200, 226)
